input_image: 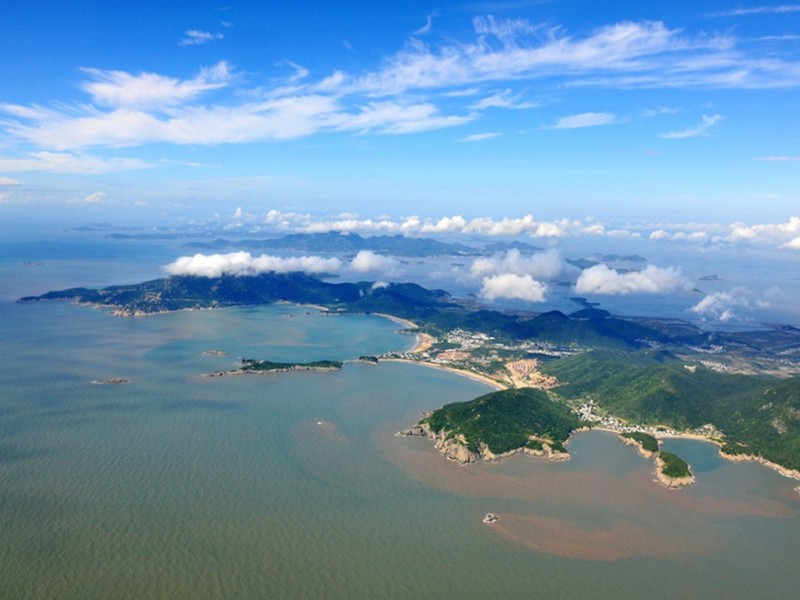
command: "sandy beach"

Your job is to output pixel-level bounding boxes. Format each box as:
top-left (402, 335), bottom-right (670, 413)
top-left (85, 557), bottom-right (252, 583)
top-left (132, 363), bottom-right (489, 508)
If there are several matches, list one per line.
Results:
top-left (383, 358), bottom-right (507, 390)
top-left (373, 313), bottom-right (419, 330)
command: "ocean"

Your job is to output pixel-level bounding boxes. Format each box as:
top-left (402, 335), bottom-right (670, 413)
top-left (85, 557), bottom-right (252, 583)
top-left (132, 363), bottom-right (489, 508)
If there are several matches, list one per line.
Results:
top-left (1, 228), bottom-right (799, 598)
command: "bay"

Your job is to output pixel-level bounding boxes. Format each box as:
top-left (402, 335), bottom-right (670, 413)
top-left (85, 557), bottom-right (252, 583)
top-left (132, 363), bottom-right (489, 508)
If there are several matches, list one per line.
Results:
top-left (1, 301), bottom-right (799, 598)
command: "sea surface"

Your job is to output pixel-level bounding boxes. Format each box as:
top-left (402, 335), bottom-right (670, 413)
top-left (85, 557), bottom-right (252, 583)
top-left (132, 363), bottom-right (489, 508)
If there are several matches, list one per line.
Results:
top-left (1, 230), bottom-right (800, 598)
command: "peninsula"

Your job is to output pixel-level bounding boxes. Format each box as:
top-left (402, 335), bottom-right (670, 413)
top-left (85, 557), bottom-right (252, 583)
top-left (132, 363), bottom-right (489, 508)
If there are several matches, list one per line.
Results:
top-left (400, 387), bottom-right (582, 464)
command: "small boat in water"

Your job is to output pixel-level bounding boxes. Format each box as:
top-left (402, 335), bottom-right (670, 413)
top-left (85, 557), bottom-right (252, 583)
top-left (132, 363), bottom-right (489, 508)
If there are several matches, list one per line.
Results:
top-left (483, 513), bottom-right (500, 524)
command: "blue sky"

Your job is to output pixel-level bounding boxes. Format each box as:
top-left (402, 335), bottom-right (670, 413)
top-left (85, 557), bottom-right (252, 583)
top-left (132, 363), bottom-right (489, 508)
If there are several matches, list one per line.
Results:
top-left (1, 0), bottom-right (800, 227)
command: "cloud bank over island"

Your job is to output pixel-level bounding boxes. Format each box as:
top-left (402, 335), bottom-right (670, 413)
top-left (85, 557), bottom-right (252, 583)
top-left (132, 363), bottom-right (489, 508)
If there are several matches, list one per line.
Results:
top-left (690, 287), bottom-right (779, 322)
top-left (575, 264), bottom-right (689, 295)
top-left (163, 252), bottom-right (342, 277)
top-left (480, 273), bottom-right (548, 302)
top-left (349, 250), bottom-right (402, 274)
top-left (257, 210), bottom-right (800, 251)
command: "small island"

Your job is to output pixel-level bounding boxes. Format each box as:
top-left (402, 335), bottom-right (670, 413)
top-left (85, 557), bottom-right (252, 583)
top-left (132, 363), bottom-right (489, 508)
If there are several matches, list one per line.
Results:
top-left (656, 451), bottom-right (696, 488)
top-left (207, 358), bottom-right (343, 377)
top-left (617, 432), bottom-right (695, 488)
top-left (89, 377), bottom-right (129, 385)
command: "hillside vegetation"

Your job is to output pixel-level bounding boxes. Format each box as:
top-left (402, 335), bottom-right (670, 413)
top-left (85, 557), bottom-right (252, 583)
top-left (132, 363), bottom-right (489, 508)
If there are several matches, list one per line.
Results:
top-left (542, 350), bottom-right (800, 470)
top-left (423, 388), bottom-right (582, 455)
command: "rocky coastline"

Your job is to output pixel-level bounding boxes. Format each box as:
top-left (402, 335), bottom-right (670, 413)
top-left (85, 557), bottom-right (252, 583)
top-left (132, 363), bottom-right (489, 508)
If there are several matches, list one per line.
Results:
top-left (617, 434), bottom-right (657, 459)
top-left (399, 414), bottom-right (570, 465)
top-left (655, 455), bottom-right (696, 488)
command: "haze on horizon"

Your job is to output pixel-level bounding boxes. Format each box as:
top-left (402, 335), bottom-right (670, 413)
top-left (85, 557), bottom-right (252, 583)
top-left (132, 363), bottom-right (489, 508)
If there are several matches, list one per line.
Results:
top-left (1, 1), bottom-right (799, 326)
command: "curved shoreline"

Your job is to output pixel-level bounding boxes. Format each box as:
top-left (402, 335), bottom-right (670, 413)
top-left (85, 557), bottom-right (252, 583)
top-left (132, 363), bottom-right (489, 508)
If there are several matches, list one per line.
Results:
top-left (382, 358), bottom-right (507, 390)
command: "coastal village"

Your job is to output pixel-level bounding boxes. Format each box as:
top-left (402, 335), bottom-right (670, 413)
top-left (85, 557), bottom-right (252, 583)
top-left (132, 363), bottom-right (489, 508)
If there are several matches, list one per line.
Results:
top-left (382, 323), bottom-right (726, 441)
top-left (383, 322), bottom-right (749, 490)
top-left (381, 326), bottom-right (572, 390)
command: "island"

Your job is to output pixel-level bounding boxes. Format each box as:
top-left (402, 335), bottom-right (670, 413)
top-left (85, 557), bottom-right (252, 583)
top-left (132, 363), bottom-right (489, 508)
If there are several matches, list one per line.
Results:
top-left (20, 269), bottom-right (800, 485)
top-left (207, 358), bottom-right (343, 377)
top-left (617, 432), bottom-right (694, 487)
top-left (656, 452), bottom-right (696, 488)
top-left (89, 377), bottom-right (129, 385)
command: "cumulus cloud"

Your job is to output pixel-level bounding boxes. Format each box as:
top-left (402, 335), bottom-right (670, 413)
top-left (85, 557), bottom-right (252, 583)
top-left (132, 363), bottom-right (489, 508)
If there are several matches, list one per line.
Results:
top-left (0, 177), bottom-right (20, 186)
top-left (257, 210), bottom-right (613, 240)
top-left (349, 250), bottom-right (402, 274)
top-left (575, 264), bottom-right (689, 295)
top-left (163, 252), bottom-right (342, 277)
top-left (470, 249), bottom-right (566, 280)
top-left (728, 216), bottom-right (800, 246)
top-left (690, 286), bottom-right (777, 322)
top-left (781, 236), bottom-right (800, 249)
top-left (480, 273), bottom-right (547, 302)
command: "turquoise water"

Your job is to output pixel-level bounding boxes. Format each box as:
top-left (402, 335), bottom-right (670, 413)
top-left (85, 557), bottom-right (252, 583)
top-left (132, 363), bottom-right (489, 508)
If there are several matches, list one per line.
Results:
top-left (1, 300), bottom-right (799, 599)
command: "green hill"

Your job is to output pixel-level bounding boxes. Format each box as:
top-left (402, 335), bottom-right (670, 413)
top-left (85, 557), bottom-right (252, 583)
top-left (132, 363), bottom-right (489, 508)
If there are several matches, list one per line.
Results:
top-left (542, 350), bottom-right (800, 470)
top-left (423, 387), bottom-right (582, 455)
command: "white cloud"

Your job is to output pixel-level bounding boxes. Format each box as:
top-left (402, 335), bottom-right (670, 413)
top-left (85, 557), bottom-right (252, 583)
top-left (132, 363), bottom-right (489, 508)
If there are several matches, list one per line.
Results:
top-left (547, 112), bottom-right (617, 129)
top-left (757, 155), bottom-right (800, 161)
top-left (575, 264), bottom-right (689, 295)
top-left (0, 177), bottom-right (20, 186)
top-left (257, 211), bottom-right (610, 239)
top-left (0, 151), bottom-right (152, 174)
top-left (351, 20), bottom-right (761, 96)
top-left (3, 18), bottom-right (800, 164)
top-left (2, 94), bottom-right (472, 151)
top-left (469, 89), bottom-right (539, 111)
top-left (480, 273), bottom-right (548, 302)
top-left (660, 114), bottom-right (723, 139)
top-left (413, 12), bottom-right (437, 36)
top-left (349, 250), bottom-right (402, 274)
top-left (460, 132), bottom-right (502, 142)
top-left (690, 287), bottom-right (776, 322)
top-left (728, 216), bottom-right (800, 245)
top-left (782, 236), bottom-right (800, 249)
top-left (81, 62), bottom-right (232, 109)
top-left (83, 191), bottom-right (105, 204)
top-left (163, 252), bottom-right (342, 277)
top-left (711, 5), bottom-right (800, 17)
top-left (470, 249), bottom-right (565, 280)
top-left (179, 30), bottom-right (224, 46)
